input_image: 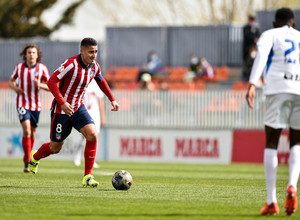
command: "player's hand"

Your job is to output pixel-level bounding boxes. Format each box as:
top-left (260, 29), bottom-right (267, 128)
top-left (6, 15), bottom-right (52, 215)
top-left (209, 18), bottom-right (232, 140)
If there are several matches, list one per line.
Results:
top-left (111, 100), bottom-right (119, 111)
top-left (61, 102), bottom-right (74, 117)
top-left (34, 78), bottom-right (39, 88)
top-left (246, 84), bottom-right (256, 109)
top-left (14, 87), bottom-right (24, 94)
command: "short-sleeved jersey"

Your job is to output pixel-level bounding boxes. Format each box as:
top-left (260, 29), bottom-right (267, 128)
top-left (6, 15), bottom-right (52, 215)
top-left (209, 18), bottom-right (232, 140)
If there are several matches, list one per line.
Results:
top-left (11, 62), bottom-right (50, 111)
top-left (50, 54), bottom-right (102, 114)
top-left (84, 79), bottom-right (104, 124)
top-left (249, 25), bottom-right (300, 95)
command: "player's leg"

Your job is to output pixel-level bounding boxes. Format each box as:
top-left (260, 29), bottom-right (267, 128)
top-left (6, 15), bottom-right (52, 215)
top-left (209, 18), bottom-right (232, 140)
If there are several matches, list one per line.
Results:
top-left (261, 94), bottom-right (286, 215)
top-left (29, 140), bottom-right (64, 174)
top-left (284, 118), bottom-right (300, 214)
top-left (288, 128), bottom-right (300, 189)
top-left (29, 110), bottom-right (40, 150)
top-left (21, 119), bottom-right (32, 172)
top-left (19, 108), bottom-right (36, 172)
top-left (80, 124), bottom-right (99, 187)
top-left (73, 135), bottom-right (85, 166)
top-left (29, 112), bottom-right (72, 174)
top-left (261, 126), bottom-right (281, 215)
top-left (30, 126), bottom-right (37, 149)
top-left (27, 110), bottom-right (40, 173)
top-left (260, 126), bottom-right (282, 215)
top-left (73, 105), bottom-right (99, 187)
top-left (80, 123), bottom-right (98, 176)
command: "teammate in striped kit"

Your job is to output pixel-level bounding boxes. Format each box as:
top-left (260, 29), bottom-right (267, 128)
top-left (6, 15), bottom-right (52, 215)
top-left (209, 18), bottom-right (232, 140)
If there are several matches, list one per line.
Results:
top-left (29, 38), bottom-right (119, 187)
top-left (9, 44), bottom-right (50, 173)
top-left (246, 8), bottom-right (300, 215)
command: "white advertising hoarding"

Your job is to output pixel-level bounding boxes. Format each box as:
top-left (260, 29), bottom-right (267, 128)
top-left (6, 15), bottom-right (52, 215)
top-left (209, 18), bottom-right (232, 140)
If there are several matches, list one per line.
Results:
top-left (0, 126), bottom-right (105, 160)
top-left (1, 126), bottom-right (232, 163)
top-left (108, 129), bottom-right (232, 163)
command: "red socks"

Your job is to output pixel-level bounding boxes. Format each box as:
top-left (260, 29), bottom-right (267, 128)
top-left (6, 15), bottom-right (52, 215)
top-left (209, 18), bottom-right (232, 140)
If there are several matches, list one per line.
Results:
top-left (22, 136), bottom-right (31, 164)
top-left (31, 137), bottom-right (35, 148)
top-left (33, 142), bottom-right (51, 161)
top-left (84, 140), bottom-right (97, 176)
top-left (30, 140), bottom-right (97, 176)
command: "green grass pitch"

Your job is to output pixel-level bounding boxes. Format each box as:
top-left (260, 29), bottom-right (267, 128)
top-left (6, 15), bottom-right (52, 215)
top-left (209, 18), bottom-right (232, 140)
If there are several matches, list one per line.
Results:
top-left (0, 159), bottom-right (298, 220)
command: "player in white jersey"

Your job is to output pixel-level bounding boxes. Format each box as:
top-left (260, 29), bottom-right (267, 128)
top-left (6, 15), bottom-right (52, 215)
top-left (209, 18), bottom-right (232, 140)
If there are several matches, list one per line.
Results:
top-left (9, 44), bottom-right (50, 173)
top-left (73, 80), bottom-right (106, 168)
top-left (246, 8), bottom-right (300, 216)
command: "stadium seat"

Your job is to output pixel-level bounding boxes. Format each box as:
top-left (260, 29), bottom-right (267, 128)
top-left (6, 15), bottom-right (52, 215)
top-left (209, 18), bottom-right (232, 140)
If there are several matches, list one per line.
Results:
top-left (209, 66), bottom-right (229, 82)
top-left (232, 81), bottom-right (249, 90)
top-left (105, 66), bottom-right (139, 83)
top-left (168, 67), bottom-right (188, 82)
top-left (104, 66), bottom-right (118, 82)
top-left (111, 81), bottom-right (129, 89)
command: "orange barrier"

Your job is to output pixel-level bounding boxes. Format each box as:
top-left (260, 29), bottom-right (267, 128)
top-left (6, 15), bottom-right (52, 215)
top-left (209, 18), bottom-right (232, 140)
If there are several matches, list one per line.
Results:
top-left (232, 81), bottom-right (249, 90)
top-left (0, 81), bottom-right (9, 89)
top-left (105, 66), bottom-right (140, 83)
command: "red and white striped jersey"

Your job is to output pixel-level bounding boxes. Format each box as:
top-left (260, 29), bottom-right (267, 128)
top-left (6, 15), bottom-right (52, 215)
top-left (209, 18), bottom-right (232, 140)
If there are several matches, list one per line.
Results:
top-left (11, 62), bottom-right (50, 111)
top-left (50, 54), bottom-right (102, 114)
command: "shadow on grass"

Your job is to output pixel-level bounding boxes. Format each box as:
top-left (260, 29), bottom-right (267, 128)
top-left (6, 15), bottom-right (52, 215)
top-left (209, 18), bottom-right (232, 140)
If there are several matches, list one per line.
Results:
top-left (64, 213), bottom-right (273, 218)
top-left (0, 185), bottom-right (117, 191)
top-left (98, 189), bottom-right (119, 192)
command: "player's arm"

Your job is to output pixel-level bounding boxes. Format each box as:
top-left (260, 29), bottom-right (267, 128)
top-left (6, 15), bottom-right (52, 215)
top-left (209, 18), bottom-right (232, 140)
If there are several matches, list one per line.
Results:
top-left (9, 65), bottom-right (23, 94)
top-left (94, 76), bottom-right (119, 111)
top-left (34, 64), bottom-right (50, 91)
top-left (34, 80), bottom-right (49, 91)
top-left (9, 77), bottom-right (23, 94)
top-left (47, 65), bottom-right (74, 116)
top-left (246, 31), bottom-right (273, 109)
top-left (39, 65), bottom-right (51, 91)
top-left (246, 84), bottom-right (256, 109)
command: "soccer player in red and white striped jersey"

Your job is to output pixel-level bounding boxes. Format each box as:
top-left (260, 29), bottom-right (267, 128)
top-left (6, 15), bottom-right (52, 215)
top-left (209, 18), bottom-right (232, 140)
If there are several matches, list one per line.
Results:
top-left (9, 44), bottom-right (50, 173)
top-left (29, 38), bottom-right (119, 187)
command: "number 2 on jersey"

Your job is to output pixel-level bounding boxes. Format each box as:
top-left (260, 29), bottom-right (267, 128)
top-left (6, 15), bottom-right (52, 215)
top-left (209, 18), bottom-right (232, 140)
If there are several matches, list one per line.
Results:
top-left (284, 39), bottom-right (300, 64)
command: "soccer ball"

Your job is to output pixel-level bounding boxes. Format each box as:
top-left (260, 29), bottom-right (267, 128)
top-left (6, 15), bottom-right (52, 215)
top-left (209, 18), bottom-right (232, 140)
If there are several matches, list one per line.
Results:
top-left (112, 170), bottom-right (133, 190)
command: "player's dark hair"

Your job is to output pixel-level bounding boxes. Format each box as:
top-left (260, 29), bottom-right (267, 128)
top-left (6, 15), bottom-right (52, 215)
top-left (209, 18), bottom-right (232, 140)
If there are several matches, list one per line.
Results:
top-left (20, 44), bottom-right (42, 63)
top-left (248, 15), bottom-right (256, 21)
top-left (81, 37), bottom-right (97, 47)
top-left (275, 8), bottom-right (294, 23)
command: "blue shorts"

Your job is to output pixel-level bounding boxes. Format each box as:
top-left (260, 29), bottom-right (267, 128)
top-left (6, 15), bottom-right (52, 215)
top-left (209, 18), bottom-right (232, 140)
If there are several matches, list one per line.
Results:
top-left (50, 105), bottom-right (95, 142)
top-left (18, 107), bottom-right (40, 127)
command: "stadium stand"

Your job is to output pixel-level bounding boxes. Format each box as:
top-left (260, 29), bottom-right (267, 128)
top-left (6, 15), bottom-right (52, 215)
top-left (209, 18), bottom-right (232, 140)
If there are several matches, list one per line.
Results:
top-left (105, 66), bottom-right (229, 90)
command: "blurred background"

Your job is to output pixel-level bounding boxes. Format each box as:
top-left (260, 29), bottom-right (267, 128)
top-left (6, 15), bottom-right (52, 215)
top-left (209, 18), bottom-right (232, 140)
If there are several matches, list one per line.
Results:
top-left (0, 0), bottom-right (298, 164)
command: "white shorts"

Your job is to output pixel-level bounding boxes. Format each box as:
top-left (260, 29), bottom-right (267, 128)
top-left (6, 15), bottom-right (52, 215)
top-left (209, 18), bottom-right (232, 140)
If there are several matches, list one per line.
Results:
top-left (265, 93), bottom-right (300, 129)
top-left (94, 119), bottom-right (100, 134)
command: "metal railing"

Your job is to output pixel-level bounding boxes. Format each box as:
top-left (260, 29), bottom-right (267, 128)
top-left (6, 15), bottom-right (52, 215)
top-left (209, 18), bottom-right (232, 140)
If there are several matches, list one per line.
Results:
top-left (0, 89), bottom-right (264, 129)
